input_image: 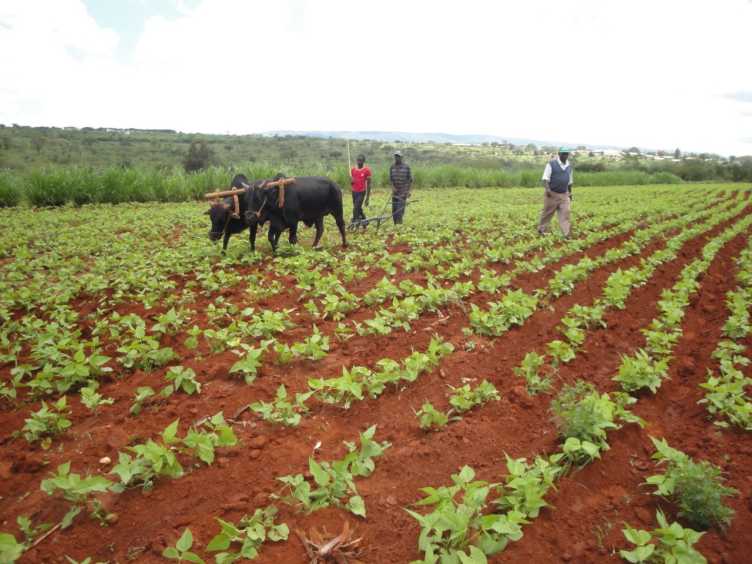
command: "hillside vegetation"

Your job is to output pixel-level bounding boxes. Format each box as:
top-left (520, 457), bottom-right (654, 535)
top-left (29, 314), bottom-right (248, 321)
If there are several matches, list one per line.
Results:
top-left (0, 125), bottom-right (750, 207)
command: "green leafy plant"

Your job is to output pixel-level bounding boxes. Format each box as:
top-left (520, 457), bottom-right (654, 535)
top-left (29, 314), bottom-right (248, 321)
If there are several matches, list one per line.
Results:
top-left (495, 454), bottom-right (563, 519)
top-left (116, 316), bottom-right (175, 370)
top-left (41, 462), bottom-right (114, 527)
top-left (183, 325), bottom-right (202, 350)
top-left (163, 528), bottom-right (205, 563)
top-left (603, 268), bottom-right (641, 309)
top-left (111, 423), bottom-right (184, 490)
top-left (178, 413), bottom-right (238, 465)
top-left (406, 465), bottom-right (524, 562)
top-left (308, 366), bottom-right (367, 408)
top-left (416, 402), bottom-right (452, 430)
top-left (477, 269), bottom-right (511, 293)
top-left (152, 307), bottom-right (188, 335)
top-left (22, 397), bottom-right (72, 445)
top-left (448, 380), bottom-right (500, 413)
top-left (619, 510), bottom-right (706, 563)
top-left (164, 365), bottom-right (202, 395)
top-left (645, 437), bottom-right (736, 530)
top-left (130, 386), bottom-right (156, 416)
top-left (641, 320), bottom-right (681, 358)
top-left (546, 340), bottom-right (576, 366)
top-left (80, 381), bottom-right (114, 411)
top-left (206, 505), bottom-right (289, 563)
top-left (274, 327), bottom-right (329, 364)
top-left (291, 325), bottom-right (330, 360)
top-left (344, 425), bottom-right (391, 478)
top-left (0, 533), bottom-right (24, 563)
top-left (614, 349), bottom-right (670, 394)
top-left (469, 290), bottom-right (538, 336)
top-left (276, 458), bottom-right (365, 517)
top-left (567, 304), bottom-right (607, 329)
top-left (513, 352), bottom-right (551, 394)
top-left (699, 359), bottom-right (752, 430)
top-left (229, 344), bottom-right (267, 384)
top-left (275, 426), bottom-right (388, 517)
top-left (551, 381), bottom-right (642, 465)
top-left (52, 346), bottom-right (112, 395)
top-left (15, 515), bottom-right (51, 547)
top-left (250, 385), bottom-right (312, 427)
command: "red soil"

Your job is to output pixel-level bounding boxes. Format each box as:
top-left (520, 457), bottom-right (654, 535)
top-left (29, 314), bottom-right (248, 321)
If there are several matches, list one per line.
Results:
top-left (2, 199), bottom-right (751, 564)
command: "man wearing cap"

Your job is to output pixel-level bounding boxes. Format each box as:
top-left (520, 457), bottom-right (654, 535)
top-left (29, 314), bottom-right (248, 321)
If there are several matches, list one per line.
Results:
top-left (350, 154), bottom-right (372, 228)
top-left (389, 151), bottom-right (412, 224)
top-left (538, 147), bottom-right (574, 237)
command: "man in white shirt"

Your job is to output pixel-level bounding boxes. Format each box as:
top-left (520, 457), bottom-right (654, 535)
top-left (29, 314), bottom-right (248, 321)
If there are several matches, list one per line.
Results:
top-left (538, 147), bottom-right (574, 237)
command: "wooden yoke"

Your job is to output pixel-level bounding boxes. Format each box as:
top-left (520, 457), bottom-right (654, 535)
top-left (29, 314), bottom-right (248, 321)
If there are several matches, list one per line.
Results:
top-left (257, 177), bottom-right (296, 208)
top-left (203, 177), bottom-right (296, 211)
top-left (204, 188), bottom-right (246, 199)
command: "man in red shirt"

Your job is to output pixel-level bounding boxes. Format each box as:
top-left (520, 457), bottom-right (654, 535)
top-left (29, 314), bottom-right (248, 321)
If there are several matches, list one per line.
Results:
top-left (350, 154), bottom-right (372, 228)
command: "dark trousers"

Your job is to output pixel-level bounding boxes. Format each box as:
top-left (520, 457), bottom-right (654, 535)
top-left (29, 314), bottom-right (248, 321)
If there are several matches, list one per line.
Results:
top-left (392, 192), bottom-right (408, 224)
top-left (351, 191), bottom-right (366, 223)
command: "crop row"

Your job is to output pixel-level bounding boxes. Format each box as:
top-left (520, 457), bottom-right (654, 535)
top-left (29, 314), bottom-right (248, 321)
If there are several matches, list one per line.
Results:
top-left (403, 209), bottom-right (752, 562)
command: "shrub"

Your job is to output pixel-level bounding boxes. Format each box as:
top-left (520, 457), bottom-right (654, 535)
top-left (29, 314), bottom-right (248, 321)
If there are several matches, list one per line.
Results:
top-left (0, 172), bottom-right (21, 207)
top-left (183, 140), bottom-right (214, 172)
top-left (551, 381), bottom-right (642, 465)
top-left (646, 437), bottom-right (736, 530)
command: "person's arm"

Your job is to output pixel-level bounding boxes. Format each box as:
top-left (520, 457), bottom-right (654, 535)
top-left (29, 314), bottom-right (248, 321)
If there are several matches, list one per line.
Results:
top-left (542, 162), bottom-right (552, 195)
top-left (365, 169), bottom-right (372, 205)
top-left (389, 166), bottom-right (396, 189)
top-left (568, 169), bottom-right (573, 198)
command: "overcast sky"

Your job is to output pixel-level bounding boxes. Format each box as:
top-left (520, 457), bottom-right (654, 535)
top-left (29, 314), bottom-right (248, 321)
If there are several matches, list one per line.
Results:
top-left (1, 0), bottom-right (750, 155)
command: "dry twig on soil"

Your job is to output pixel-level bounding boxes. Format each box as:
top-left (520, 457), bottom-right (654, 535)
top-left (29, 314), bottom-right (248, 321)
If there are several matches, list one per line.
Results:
top-left (295, 521), bottom-right (365, 563)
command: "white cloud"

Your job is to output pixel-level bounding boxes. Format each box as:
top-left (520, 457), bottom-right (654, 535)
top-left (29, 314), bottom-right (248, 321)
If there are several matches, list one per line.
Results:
top-left (1, 0), bottom-right (750, 155)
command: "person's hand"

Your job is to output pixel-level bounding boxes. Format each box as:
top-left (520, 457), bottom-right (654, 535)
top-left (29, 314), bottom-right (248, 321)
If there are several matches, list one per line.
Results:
top-left (364, 199), bottom-right (369, 207)
top-left (569, 193), bottom-right (573, 201)
top-left (545, 188), bottom-right (551, 197)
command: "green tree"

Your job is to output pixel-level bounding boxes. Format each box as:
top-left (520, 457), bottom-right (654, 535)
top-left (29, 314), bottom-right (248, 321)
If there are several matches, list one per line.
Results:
top-left (183, 140), bottom-right (213, 172)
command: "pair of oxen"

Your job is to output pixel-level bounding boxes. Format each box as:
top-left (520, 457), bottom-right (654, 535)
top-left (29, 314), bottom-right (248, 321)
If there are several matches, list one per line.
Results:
top-left (206, 175), bottom-right (347, 252)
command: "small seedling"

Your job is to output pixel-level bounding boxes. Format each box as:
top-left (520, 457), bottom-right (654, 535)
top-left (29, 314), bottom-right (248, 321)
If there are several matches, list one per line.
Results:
top-left (163, 528), bottom-right (205, 563)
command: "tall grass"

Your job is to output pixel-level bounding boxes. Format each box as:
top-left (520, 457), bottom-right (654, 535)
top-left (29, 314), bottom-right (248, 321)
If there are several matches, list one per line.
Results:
top-left (4, 162), bottom-right (686, 207)
top-left (0, 172), bottom-right (22, 207)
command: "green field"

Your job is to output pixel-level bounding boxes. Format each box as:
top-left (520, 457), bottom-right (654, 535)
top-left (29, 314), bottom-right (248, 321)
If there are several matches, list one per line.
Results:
top-left (1, 183), bottom-right (752, 563)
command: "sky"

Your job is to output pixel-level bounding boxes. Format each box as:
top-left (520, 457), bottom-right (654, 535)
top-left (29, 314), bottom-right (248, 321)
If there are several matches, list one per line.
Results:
top-left (1, 0), bottom-right (751, 156)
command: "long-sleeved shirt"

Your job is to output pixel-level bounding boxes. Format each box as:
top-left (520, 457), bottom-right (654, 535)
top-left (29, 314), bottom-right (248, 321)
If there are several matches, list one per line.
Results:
top-left (390, 163), bottom-right (412, 194)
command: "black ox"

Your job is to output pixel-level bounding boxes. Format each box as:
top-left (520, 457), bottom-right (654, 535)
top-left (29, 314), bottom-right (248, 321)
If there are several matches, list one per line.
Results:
top-left (206, 174), bottom-right (347, 253)
top-left (206, 174), bottom-right (257, 252)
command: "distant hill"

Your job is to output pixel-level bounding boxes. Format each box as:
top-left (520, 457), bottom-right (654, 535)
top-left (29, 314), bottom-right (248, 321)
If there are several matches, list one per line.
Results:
top-left (264, 130), bottom-right (625, 151)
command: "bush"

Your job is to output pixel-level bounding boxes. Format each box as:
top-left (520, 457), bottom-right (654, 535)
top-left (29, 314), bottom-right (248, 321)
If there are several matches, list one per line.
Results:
top-left (26, 167), bottom-right (93, 206)
top-left (183, 140), bottom-right (214, 172)
top-left (0, 172), bottom-right (21, 207)
top-left (646, 437), bottom-right (736, 530)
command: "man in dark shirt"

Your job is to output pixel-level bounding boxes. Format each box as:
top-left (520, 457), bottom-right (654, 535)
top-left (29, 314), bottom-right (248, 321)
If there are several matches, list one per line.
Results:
top-left (389, 151), bottom-right (412, 224)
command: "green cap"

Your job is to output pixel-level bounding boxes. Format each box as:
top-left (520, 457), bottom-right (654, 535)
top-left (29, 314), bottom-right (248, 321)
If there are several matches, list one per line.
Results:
top-left (558, 146), bottom-right (573, 153)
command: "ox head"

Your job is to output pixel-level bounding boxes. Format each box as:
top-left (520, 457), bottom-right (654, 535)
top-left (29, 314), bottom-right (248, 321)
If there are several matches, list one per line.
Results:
top-left (231, 173), bottom-right (250, 189)
top-left (206, 200), bottom-right (231, 241)
top-left (244, 183), bottom-right (270, 227)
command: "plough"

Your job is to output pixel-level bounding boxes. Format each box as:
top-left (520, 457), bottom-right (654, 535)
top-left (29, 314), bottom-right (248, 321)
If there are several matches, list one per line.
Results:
top-left (347, 196), bottom-right (416, 231)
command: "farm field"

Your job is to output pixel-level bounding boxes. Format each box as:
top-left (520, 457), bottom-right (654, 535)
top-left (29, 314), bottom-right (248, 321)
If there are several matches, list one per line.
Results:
top-left (1, 183), bottom-right (752, 563)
